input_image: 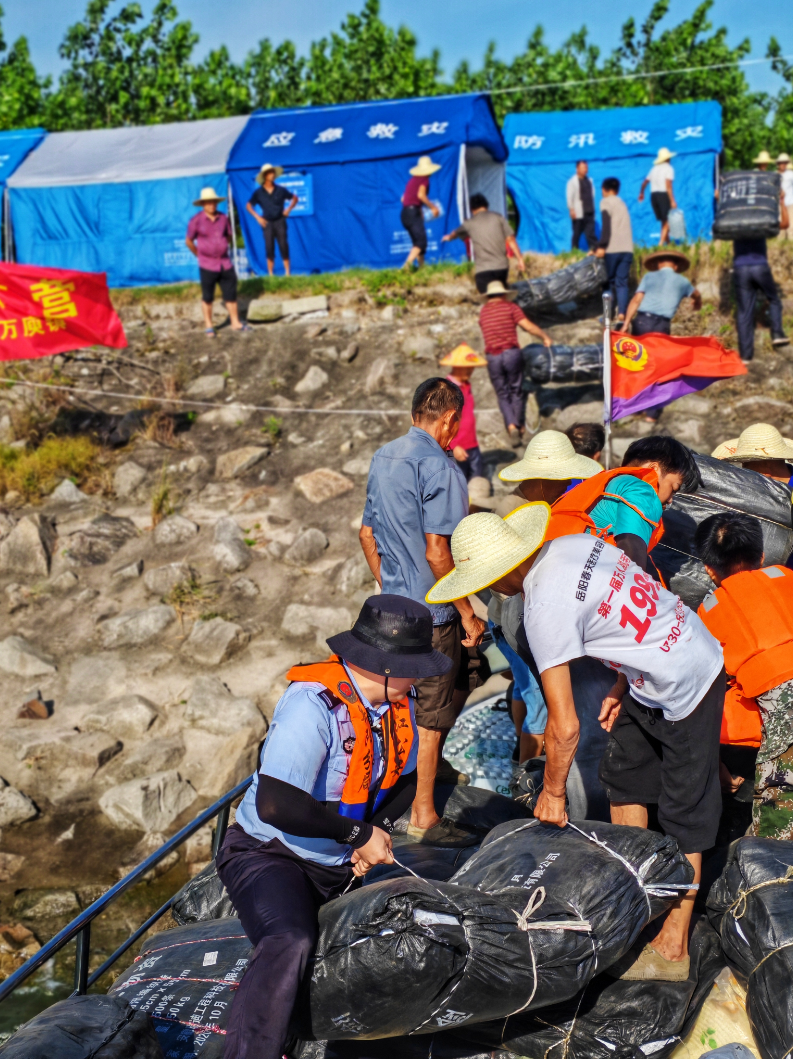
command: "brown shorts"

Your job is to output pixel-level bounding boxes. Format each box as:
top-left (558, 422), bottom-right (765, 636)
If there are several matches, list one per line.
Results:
top-left (413, 620), bottom-right (486, 730)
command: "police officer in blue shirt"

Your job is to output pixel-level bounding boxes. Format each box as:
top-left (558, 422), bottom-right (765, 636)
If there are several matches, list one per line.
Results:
top-left (217, 594), bottom-right (452, 1059)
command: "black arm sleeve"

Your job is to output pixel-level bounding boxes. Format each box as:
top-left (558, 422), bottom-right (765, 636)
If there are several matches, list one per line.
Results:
top-left (597, 211), bottom-right (611, 250)
top-left (256, 775), bottom-right (373, 850)
top-left (370, 771), bottom-right (418, 833)
top-left (614, 532), bottom-right (648, 572)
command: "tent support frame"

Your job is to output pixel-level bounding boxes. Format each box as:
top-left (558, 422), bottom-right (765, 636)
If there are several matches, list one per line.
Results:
top-left (602, 291), bottom-right (613, 469)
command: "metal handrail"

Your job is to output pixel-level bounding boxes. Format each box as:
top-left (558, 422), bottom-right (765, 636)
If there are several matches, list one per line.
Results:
top-left (0, 776), bottom-right (252, 1004)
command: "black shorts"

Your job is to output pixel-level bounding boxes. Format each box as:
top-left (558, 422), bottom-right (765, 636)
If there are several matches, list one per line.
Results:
top-left (413, 619), bottom-right (487, 730)
top-left (199, 266), bottom-right (237, 304)
top-left (651, 191), bottom-right (671, 222)
top-left (475, 268), bottom-right (509, 294)
top-left (401, 205), bottom-right (427, 253)
top-left (264, 216), bottom-right (289, 262)
top-left (598, 668), bottom-right (725, 853)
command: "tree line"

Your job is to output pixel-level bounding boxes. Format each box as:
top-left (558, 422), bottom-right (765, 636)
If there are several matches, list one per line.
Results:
top-left (0, 0), bottom-right (790, 167)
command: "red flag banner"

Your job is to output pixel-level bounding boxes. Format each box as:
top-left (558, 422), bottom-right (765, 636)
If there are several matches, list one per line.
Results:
top-left (611, 332), bottom-right (746, 420)
top-left (0, 262), bottom-right (127, 361)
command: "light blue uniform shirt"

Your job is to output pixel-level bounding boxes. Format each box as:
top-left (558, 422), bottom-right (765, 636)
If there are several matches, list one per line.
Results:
top-left (637, 268), bottom-right (693, 319)
top-left (588, 475), bottom-right (663, 547)
top-left (235, 666), bottom-right (418, 866)
top-left (363, 426), bottom-right (468, 625)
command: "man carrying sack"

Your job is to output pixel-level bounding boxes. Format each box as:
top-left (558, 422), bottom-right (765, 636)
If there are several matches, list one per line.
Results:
top-left (217, 595), bottom-right (453, 1059)
top-left (426, 504), bottom-right (725, 981)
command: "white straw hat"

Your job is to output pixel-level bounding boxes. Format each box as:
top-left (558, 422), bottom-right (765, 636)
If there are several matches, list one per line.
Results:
top-left (256, 163), bottom-right (284, 184)
top-left (483, 280), bottom-right (517, 300)
top-left (193, 186), bottom-right (226, 205)
top-left (718, 423), bottom-right (793, 463)
top-left (499, 430), bottom-right (603, 483)
top-left (409, 155), bottom-right (442, 177)
top-left (778, 153), bottom-right (791, 165)
top-left (426, 503), bottom-right (551, 604)
top-left (753, 150), bottom-right (773, 166)
top-left (654, 147), bottom-right (676, 165)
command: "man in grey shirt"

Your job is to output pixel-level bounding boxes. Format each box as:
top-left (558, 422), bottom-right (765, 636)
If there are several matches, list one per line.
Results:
top-left (442, 193), bottom-right (527, 293)
top-left (360, 378), bottom-right (486, 846)
top-left (591, 176), bottom-right (634, 321)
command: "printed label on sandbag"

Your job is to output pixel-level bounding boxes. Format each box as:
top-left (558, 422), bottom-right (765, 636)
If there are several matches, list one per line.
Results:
top-left (435, 1009), bottom-right (471, 1027)
top-left (203, 951), bottom-right (218, 966)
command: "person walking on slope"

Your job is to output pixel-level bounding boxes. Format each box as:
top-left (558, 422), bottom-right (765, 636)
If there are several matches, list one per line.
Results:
top-left (401, 156), bottom-right (442, 270)
top-left (478, 281), bottom-right (553, 446)
top-left (442, 193), bottom-right (527, 292)
top-left (696, 512), bottom-right (793, 840)
top-left (217, 595), bottom-right (452, 1059)
top-left (427, 502), bottom-right (725, 982)
top-left (440, 343), bottom-right (488, 480)
top-left (591, 177), bottom-right (634, 323)
top-left (639, 147), bottom-right (677, 245)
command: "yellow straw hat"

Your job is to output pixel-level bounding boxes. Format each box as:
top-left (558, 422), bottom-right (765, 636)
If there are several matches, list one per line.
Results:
top-left (653, 147), bottom-right (676, 165)
top-left (439, 343), bottom-right (487, 368)
top-left (753, 150), bottom-right (774, 166)
top-left (499, 429), bottom-right (603, 483)
top-left (426, 502), bottom-right (551, 604)
top-left (719, 423), bottom-right (793, 463)
top-left (409, 155), bottom-right (442, 177)
top-left (256, 163), bottom-right (285, 184)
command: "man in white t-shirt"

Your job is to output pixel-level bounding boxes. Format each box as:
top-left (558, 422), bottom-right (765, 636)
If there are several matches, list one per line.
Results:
top-left (427, 504), bottom-right (725, 984)
top-left (639, 147), bottom-right (677, 245)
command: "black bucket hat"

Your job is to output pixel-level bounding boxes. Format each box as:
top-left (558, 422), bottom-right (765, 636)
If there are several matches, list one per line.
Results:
top-left (327, 594), bottom-right (453, 679)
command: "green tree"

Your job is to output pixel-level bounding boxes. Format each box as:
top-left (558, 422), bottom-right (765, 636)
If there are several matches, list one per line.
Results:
top-left (245, 38), bottom-right (306, 111)
top-left (46, 0), bottom-right (198, 129)
top-left (768, 38), bottom-right (793, 158)
top-left (0, 4), bottom-right (50, 130)
top-left (303, 0), bottom-right (442, 105)
top-left (193, 45), bottom-right (250, 118)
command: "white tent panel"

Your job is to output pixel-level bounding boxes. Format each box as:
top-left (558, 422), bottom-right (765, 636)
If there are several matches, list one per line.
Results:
top-left (465, 145), bottom-right (506, 216)
top-left (8, 115), bottom-right (248, 188)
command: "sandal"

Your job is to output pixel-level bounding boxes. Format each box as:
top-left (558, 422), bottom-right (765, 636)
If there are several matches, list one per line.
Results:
top-left (204, 327), bottom-right (216, 338)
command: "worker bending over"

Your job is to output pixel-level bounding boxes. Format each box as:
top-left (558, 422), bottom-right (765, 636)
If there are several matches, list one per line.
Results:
top-left (696, 512), bottom-right (793, 840)
top-left (427, 504), bottom-right (724, 982)
top-left (217, 595), bottom-right (452, 1059)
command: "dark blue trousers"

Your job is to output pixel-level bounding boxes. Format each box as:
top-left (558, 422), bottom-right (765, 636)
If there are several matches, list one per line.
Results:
top-left (734, 263), bottom-right (784, 361)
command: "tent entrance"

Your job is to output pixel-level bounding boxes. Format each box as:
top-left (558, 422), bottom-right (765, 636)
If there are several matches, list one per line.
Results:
top-left (464, 145), bottom-right (506, 216)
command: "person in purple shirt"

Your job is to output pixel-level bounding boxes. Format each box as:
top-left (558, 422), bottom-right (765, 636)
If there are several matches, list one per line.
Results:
top-left (185, 186), bottom-right (249, 338)
top-left (401, 156), bottom-right (441, 270)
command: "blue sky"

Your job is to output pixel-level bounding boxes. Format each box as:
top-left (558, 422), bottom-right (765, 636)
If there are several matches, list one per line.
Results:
top-left (3, 0), bottom-right (791, 97)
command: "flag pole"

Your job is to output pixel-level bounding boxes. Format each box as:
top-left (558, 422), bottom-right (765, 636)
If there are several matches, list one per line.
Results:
top-left (602, 290), bottom-right (613, 470)
top-left (228, 183), bottom-right (239, 274)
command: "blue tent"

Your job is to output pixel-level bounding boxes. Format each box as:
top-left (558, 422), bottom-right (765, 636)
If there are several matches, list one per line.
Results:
top-left (1, 128), bottom-right (46, 258)
top-left (227, 94), bottom-right (507, 275)
top-left (504, 101), bottom-right (722, 253)
top-left (7, 116), bottom-right (248, 287)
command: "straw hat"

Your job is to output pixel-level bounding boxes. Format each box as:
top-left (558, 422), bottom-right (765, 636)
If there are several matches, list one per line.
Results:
top-left (440, 343), bottom-right (488, 368)
top-left (653, 147), bottom-right (676, 165)
top-left (255, 163), bottom-right (284, 185)
top-left (484, 280), bottom-right (517, 301)
top-left (643, 249), bottom-right (691, 273)
top-left (778, 153), bottom-right (792, 165)
top-left (426, 503), bottom-right (551, 604)
top-left (499, 430), bottom-right (603, 483)
top-left (468, 476), bottom-right (498, 510)
top-left (753, 150), bottom-right (773, 166)
top-left (409, 155), bottom-right (442, 177)
top-left (193, 186), bottom-right (226, 205)
top-left (718, 423), bottom-right (793, 463)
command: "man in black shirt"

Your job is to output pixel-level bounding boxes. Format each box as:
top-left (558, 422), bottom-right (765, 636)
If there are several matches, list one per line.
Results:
top-left (246, 163), bottom-right (299, 276)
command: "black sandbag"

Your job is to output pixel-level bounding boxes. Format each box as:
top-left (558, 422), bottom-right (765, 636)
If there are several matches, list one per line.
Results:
top-left (293, 906), bottom-right (720, 1059)
top-left (109, 917), bottom-right (252, 1059)
top-left (0, 994), bottom-right (164, 1059)
top-left (651, 453), bottom-right (793, 609)
top-left (515, 256), bottom-right (608, 312)
top-left (707, 837), bottom-right (793, 1059)
top-left (524, 343), bottom-right (602, 384)
top-left (713, 171), bottom-right (781, 241)
top-left (363, 838), bottom-right (479, 885)
top-left (172, 861), bottom-right (236, 925)
top-left (296, 818), bottom-right (693, 1040)
top-left (437, 782), bottom-right (531, 833)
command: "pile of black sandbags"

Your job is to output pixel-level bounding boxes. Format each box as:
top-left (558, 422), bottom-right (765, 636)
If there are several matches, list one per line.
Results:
top-left (708, 837), bottom-right (793, 1059)
top-left (0, 994), bottom-right (164, 1058)
top-left (523, 343), bottom-right (602, 385)
top-left (514, 256), bottom-right (607, 313)
top-left (652, 452), bottom-right (793, 609)
top-left (713, 171), bottom-right (782, 241)
top-left (296, 916), bottom-right (724, 1059)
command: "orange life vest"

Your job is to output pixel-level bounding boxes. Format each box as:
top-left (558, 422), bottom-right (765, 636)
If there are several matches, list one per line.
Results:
top-left (697, 566), bottom-right (793, 698)
top-left (285, 655), bottom-right (414, 821)
top-left (720, 679), bottom-right (762, 748)
top-left (545, 467), bottom-right (665, 551)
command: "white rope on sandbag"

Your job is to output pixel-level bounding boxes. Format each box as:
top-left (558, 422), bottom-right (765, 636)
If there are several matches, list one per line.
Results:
top-left (565, 822), bottom-right (698, 915)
